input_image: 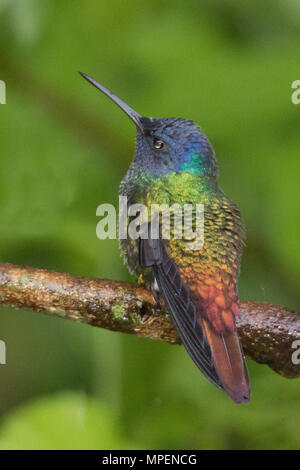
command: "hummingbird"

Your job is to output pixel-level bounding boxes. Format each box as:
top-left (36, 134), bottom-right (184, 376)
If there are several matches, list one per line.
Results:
top-left (79, 72), bottom-right (250, 404)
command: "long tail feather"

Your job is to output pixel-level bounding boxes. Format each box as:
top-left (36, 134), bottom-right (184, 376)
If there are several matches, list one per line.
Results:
top-left (202, 319), bottom-right (250, 404)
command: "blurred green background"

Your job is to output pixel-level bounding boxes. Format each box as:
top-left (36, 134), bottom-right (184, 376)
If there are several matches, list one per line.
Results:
top-left (0, 0), bottom-right (299, 450)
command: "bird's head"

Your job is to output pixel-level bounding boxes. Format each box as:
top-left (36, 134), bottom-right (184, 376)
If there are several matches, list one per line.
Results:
top-left (79, 73), bottom-right (218, 178)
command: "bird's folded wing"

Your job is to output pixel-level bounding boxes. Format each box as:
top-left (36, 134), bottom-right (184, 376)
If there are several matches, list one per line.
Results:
top-left (139, 234), bottom-right (222, 389)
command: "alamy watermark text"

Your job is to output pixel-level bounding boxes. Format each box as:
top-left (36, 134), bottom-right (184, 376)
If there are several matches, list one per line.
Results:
top-left (96, 197), bottom-right (204, 250)
top-left (0, 80), bottom-right (6, 104)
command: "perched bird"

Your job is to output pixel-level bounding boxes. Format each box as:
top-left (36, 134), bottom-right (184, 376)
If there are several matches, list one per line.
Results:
top-left (80, 72), bottom-right (250, 404)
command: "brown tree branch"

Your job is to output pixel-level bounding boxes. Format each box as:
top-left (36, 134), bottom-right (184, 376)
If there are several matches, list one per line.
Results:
top-left (0, 262), bottom-right (299, 378)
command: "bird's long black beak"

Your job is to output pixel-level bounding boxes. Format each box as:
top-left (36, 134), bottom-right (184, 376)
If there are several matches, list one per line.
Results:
top-left (79, 72), bottom-right (144, 133)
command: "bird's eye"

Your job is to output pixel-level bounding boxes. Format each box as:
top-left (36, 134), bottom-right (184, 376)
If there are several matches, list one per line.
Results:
top-left (153, 137), bottom-right (164, 150)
